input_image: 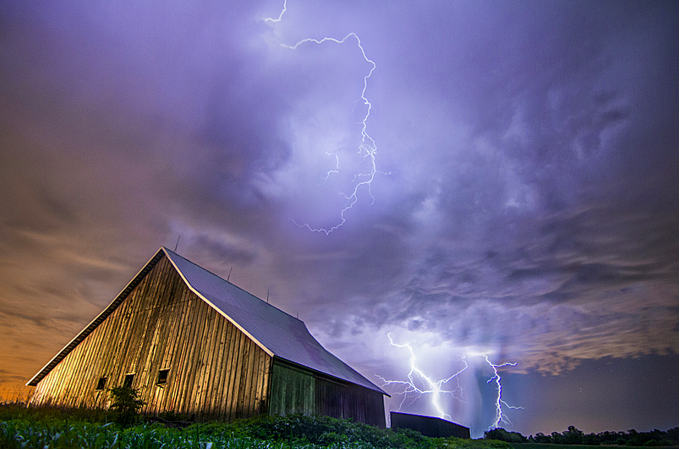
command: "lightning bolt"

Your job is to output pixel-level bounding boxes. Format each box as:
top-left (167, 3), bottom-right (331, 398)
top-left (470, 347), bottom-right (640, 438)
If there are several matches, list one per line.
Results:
top-left (265, 2), bottom-right (384, 234)
top-left (376, 334), bottom-right (468, 421)
top-left (483, 355), bottom-right (524, 429)
top-left (379, 335), bottom-right (523, 431)
top-left (319, 152), bottom-right (341, 185)
top-left (264, 0), bottom-right (287, 23)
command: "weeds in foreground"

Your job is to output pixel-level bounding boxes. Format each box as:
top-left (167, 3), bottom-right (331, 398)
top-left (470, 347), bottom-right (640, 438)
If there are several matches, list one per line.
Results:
top-left (0, 403), bottom-right (511, 449)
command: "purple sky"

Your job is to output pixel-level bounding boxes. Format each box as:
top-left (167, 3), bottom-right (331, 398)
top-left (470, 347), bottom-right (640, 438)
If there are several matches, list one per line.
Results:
top-left (0, 0), bottom-right (677, 438)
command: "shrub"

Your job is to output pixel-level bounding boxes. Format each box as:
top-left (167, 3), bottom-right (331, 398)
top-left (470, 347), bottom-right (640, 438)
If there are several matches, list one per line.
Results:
top-left (108, 386), bottom-right (145, 427)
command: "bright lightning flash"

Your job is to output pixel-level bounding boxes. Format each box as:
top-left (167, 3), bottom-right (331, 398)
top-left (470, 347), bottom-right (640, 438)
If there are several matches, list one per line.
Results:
top-left (265, 2), bottom-right (383, 234)
top-left (484, 355), bottom-right (524, 428)
top-left (379, 335), bottom-right (522, 431)
top-left (376, 334), bottom-right (468, 421)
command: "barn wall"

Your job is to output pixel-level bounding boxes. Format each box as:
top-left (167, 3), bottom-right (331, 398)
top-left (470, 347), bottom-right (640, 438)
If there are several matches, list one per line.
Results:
top-left (31, 256), bottom-right (272, 420)
top-left (268, 360), bottom-right (314, 416)
top-left (269, 360), bottom-right (386, 427)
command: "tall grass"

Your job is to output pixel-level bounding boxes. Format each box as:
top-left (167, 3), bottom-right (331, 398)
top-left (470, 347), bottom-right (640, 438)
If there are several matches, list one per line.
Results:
top-left (0, 420), bottom-right (308, 449)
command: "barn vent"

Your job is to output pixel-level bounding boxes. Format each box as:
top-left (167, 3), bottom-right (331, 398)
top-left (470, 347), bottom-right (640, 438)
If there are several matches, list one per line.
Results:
top-left (156, 369), bottom-right (169, 386)
top-left (123, 374), bottom-right (134, 388)
top-left (95, 377), bottom-right (107, 391)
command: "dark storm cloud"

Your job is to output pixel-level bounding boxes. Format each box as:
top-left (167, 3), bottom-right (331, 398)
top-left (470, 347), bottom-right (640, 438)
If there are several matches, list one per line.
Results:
top-left (0, 0), bottom-right (675, 435)
top-left (279, 1), bottom-right (678, 397)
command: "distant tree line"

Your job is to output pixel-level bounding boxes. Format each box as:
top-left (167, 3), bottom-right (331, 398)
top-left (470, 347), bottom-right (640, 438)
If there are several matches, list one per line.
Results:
top-left (484, 426), bottom-right (679, 446)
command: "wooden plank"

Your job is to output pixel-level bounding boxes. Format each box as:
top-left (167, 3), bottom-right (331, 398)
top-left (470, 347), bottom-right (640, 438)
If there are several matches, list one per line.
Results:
top-left (251, 350), bottom-right (262, 413)
top-left (189, 296), bottom-right (212, 415)
top-left (214, 315), bottom-right (229, 416)
top-left (244, 338), bottom-right (259, 416)
top-left (217, 319), bottom-right (237, 420)
top-left (227, 322), bottom-right (242, 419)
top-left (211, 320), bottom-right (229, 420)
top-left (214, 315), bottom-right (231, 417)
top-left (238, 338), bottom-right (250, 417)
top-left (262, 355), bottom-right (273, 415)
top-left (174, 292), bottom-right (200, 415)
top-left (204, 310), bottom-right (224, 416)
top-left (228, 329), bottom-right (245, 420)
top-left (237, 330), bottom-right (252, 418)
top-left (195, 304), bottom-right (217, 415)
top-left (176, 286), bottom-right (198, 414)
top-left (192, 300), bottom-right (213, 415)
top-left (239, 331), bottom-right (252, 417)
top-left (223, 325), bottom-right (238, 420)
top-left (204, 306), bottom-right (221, 415)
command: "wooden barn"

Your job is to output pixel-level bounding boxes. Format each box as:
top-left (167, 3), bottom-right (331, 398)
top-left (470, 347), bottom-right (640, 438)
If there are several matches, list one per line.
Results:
top-left (27, 247), bottom-right (387, 426)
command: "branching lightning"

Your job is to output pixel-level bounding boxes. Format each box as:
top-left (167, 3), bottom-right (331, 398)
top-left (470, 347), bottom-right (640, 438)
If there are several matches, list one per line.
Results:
top-left (376, 334), bottom-right (468, 421)
top-left (265, 2), bottom-right (383, 234)
top-left (379, 335), bottom-right (523, 431)
top-left (319, 152), bottom-right (341, 185)
top-left (484, 355), bottom-right (524, 428)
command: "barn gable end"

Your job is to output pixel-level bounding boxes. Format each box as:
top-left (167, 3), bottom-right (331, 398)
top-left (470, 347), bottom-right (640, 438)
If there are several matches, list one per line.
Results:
top-left (30, 254), bottom-right (271, 420)
top-left (27, 247), bottom-right (386, 426)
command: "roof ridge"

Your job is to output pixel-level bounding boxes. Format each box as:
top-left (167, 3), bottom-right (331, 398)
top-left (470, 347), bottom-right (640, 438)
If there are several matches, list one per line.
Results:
top-left (161, 247), bottom-right (303, 322)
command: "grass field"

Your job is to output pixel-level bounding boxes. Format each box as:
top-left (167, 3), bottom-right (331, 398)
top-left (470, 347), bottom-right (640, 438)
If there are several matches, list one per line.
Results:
top-left (0, 403), bottom-right (513, 449)
top-left (2, 403), bottom-right (676, 449)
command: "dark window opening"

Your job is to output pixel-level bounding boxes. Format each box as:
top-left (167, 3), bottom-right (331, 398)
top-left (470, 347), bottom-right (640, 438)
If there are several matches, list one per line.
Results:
top-left (96, 377), bottom-right (107, 390)
top-left (157, 369), bottom-right (169, 386)
top-left (123, 374), bottom-right (135, 388)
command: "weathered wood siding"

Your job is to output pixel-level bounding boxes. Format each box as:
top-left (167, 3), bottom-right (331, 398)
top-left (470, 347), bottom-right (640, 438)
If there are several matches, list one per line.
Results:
top-left (269, 360), bottom-right (386, 428)
top-left (30, 255), bottom-right (272, 420)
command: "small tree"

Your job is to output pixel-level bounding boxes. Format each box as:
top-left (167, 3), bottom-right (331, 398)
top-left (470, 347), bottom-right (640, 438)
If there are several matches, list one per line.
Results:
top-left (485, 428), bottom-right (527, 443)
top-left (563, 425), bottom-right (585, 445)
top-left (108, 386), bottom-right (145, 426)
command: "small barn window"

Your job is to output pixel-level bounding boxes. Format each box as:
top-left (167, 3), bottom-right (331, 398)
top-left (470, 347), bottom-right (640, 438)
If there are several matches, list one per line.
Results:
top-left (123, 374), bottom-right (135, 388)
top-left (96, 377), bottom-right (107, 390)
top-left (157, 369), bottom-right (169, 386)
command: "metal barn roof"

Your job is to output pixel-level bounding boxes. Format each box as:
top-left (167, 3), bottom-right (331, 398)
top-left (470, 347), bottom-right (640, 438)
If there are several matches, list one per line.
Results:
top-left (28, 247), bottom-right (385, 394)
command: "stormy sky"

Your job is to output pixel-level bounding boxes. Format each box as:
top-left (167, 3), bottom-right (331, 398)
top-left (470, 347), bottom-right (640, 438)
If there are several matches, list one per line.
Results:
top-left (0, 0), bottom-right (677, 437)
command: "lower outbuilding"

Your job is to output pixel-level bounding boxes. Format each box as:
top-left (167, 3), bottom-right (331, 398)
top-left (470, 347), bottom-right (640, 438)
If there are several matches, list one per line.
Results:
top-left (390, 412), bottom-right (470, 439)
